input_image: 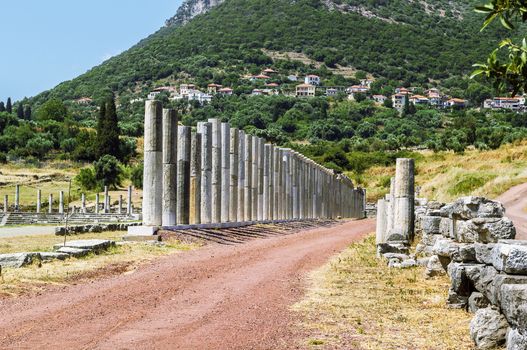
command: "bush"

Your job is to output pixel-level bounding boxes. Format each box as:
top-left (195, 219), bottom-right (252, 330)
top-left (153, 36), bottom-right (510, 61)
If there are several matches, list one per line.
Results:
top-left (75, 168), bottom-right (98, 191)
top-left (94, 155), bottom-right (123, 190)
top-left (130, 164), bottom-right (144, 189)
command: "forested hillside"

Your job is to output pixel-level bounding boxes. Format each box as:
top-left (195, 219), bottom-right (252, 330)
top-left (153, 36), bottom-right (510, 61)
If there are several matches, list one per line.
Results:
top-left (31, 0), bottom-right (504, 105)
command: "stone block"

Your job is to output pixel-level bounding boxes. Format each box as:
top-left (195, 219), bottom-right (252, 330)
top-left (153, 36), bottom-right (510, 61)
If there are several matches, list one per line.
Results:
top-left (507, 328), bottom-right (527, 350)
top-left (470, 306), bottom-right (508, 350)
top-left (39, 252), bottom-right (70, 262)
top-left (54, 239), bottom-right (115, 253)
top-left (475, 243), bottom-right (496, 265)
top-left (458, 218), bottom-right (516, 244)
top-left (475, 265), bottom-right (499, 294)
top-left (439, 217), bottom-right (453, 238)
top-left (382, 253), bottom-right (409, 262)
top-left (56, 247), bottom-right (91, 258)
top-left (500, 284), bottom-right (527, 330)
top-left (486, 274), bottom-right (527, 307)
top-left (433, 238), bottom-right (454, 257)
top-left (468, 292), bottom-right (490, 313)
top-left (425, 255), bottom-right (447, 278)
top-left (444, 197), bottom-right (505, 220)
top-left (422, 216), bottom-right (442, 234)
top-left (377, 242), bottom-right (409, 256)
top-left (0, 253), bottom-right (41, 268)
top-left (492, 243), bottom-right (527, 274)
top-left (450, 243), bottom-right (477, 262)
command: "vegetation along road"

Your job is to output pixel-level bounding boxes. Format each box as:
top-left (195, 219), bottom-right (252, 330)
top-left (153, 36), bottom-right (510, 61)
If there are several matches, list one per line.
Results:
top-left (0, 219), bottom-right (374, 349)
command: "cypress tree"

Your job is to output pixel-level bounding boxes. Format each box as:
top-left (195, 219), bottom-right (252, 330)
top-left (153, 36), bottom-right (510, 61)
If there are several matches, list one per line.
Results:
top-left (24, 106), bottom-right (32, 120)
top-left (0, 102), bottom-right (5, 112)
top-left (96, 97), bottom-right (120, 159)
top-left (6, 98), bottom-right (12, 114)
top-left (17, 104), bottom-right (24, 119)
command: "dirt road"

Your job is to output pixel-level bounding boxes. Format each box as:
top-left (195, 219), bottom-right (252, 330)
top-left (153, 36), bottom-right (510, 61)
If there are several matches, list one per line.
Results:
top-left (0, 219), bottom-right (374, 349)
top-left (497, 182), bottom-right (527, 240)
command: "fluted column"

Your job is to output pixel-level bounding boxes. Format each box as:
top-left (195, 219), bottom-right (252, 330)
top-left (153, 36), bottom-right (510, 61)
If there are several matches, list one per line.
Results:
top-left (162, 108), bottom-right (178, 226)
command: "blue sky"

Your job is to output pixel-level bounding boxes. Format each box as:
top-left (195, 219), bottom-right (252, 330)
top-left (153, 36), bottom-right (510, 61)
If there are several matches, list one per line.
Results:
top-left (0, 0), bottom-right (183, 101)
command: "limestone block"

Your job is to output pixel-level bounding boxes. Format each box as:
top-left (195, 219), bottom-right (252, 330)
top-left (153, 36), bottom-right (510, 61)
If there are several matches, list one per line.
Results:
top-left (447, 289), bottom-right (469, 309)
top-left (0, 253), bottom-right (41, 268)
top-left (40, 252), bottom-right (70, 262)
top-left (507, 328), bottom-right (527, 350)
top-left (475, 243), bottom-right (496, 265)
top-left (54, 239), bottom-right (115, 253)
top-left (377, 242), bottom-right (409, 256)
top-left (500, 284), bottom-right (527, 329)
top-left (442, 197), bottom-right (505, 220)
top-left (56, 247), bottom-right (91, 258)
top-left (470, 306), bottom-right (508, 349)
top-left (425, 255), bottom-right (447, 278)
top-left (439, 217), bottom-right (453, 238)
top-left (449, 243), bottom-right (477, 262)
top-left (432, 238), bottom-right (454, 257)
top-left (458, 218), bottom-right (516, 244)
top-left (475, 265), bottom-right (499, 294)
top-left (448, 262), bottom-right (484, 297)
top-left (422, 216), bottom-right (442, 234)
top-left (382, 253), bottom-right (409, 261)
top-left (486, 274), bottom-right (527, 307)
top-left (492, 243), bottom-right (527, 274)
top-left (468, 292), bottom-right (490, 314)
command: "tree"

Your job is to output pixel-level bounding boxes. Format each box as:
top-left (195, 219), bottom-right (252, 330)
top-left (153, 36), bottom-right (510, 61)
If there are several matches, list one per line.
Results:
top-left (36, 99), bottom-right (67, 121)
top-left (94, 155), bottom-right (123, 189)
top-left (6, 98), bottom-right (12, 114)
top-left (130, 164), bottom-right (144, 189)
top-left (24, 106), bottom-right (32, 120)
top-left (472, 1), bottom-right (527, 93)
top-left (0, 102), bottom-right (4, 112)
top-left (75, 167), bottom-right (98, 191)
top-left (16, 104), bottom-right (24, 119)
top-left (96, 96), bottom-right (121, 159)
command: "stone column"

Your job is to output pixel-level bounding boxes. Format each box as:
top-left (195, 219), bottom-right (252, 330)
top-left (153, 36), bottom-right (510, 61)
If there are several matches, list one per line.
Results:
top-left (59, 191), bottom-right (64, 214)
top-left (95, 193), bottom-right (100, 214)
top-left (118, 195), bottom-right (123, 214)
top-left (3, 195), bottom-right (8, 213)
top-left (36, 189), bottom-right (41, 214)
top-left (257, 139), bottom-right (264, 221)
top-left (81, 193), bottom-right (86, 214)
top-left (392, 158), bottom-right (415, 242)
top-left (263, 144), bottom-right (271, 221)
top-left (107, 195), bottom-right (111, 213)
top-left (229, 128), bottom-right (239, 223)
top-left (142, 100), bottom-right (163, 227)
top-left (268, 145), bottom-right (275, 221)
top-left (244, 134), bottom-right (253, 221)
top-left (221, 123), bottom-right (231, 223)
top-left (190, 132), bottom-right (202, 225)
top-left (162, 108), bottom-right (178, 227)
top-left (14, 184), bottom-right (20, 212)
top-left (127, 186), bottom-right (133, 215)
top-left (386, 177), bottom-right (395, 233)
top-left (283, 150), bottom-right (291, 220)
top-left (292, 154), bottom-right (299, 219)
top-left (237, 130), bottom-right (246, 222)
top-left (48, 193), bottom-right (53, 214)
top-left (376, 199), bottom-right (387, 245)
top-left (251, 137), bottom-right (259, 220)
top-left (208, 118), bottom-right (222, 223)
top-left (198, 122), bottom-right (212, 224)
top-left (273, 148), bottom-right (281, 220)
top-left (176, 126), bottom-right (191, 225)
top-left (104, 186), bottom-right (109, 214)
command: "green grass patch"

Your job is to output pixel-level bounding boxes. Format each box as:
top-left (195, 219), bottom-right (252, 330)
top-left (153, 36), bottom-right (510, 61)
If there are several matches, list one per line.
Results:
top-left (447, 173), bottom-right (498, 196)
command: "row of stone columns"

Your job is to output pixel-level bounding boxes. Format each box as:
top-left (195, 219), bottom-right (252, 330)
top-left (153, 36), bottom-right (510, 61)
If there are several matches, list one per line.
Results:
top-left (2, 186), bottom-right (134, 215)
top-left (376, 158), bottom-right (415, 244)
top-left (142, 101), bottom-right (366, 228)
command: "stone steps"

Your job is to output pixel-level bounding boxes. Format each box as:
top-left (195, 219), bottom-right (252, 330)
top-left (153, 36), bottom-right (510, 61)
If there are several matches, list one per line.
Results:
top-left (3, 213), bottom-right (136, 226)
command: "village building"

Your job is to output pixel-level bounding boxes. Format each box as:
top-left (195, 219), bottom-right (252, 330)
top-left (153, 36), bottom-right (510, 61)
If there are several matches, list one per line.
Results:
top-left (360, 79), bottom-right (374, 88)
top-left (296, 84), bottom-right (316, 97)
top-left (207, 83), bottom-right (223, 94)
top-left (262, 68), bottom-right (278, 75)
top-left (326, 88), bottom-right (339, 97)
top-left (484, 96), bottom-right (526, 110)
top-left (372, 95), bottom-right (387, 104)
top-left (349, 85), bottom-right (369, 94)
top-left (444, 98), bottom-right (467, 108)
top-left (75, 97), bottom-right (93, 105)
top-left (180, 84), bottom-right (197, 97)
top-left (304, 75), bottom-right (321, 86)
top-left (409, 95), bottom-right (430, 105)
top-left (250, 74), bottom-right (271, 82)
top-left (218, 87), bottom-right (233, 96)
top-left (392, 93), bottom-right (408, 110)
top-left (395, 87), bottom-right (411, 95)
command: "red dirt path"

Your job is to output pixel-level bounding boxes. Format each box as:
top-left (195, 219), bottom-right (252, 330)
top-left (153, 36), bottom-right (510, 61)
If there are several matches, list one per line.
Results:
top-left (497, 182), bottom-right (527, 240)
top-left (0, 219), bottom-right (374, 349)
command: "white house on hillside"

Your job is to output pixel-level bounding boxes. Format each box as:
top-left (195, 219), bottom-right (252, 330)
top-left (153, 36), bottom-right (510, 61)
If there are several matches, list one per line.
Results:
top-left (304, 75), bottom-right (321, 86)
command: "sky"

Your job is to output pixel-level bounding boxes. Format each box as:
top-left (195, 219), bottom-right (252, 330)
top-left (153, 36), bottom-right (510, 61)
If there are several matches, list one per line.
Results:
top-left (0, 0), bottom-right (183, 101)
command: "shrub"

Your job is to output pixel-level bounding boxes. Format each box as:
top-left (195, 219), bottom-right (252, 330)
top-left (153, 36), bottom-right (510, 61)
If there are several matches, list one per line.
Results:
top-left (130, 164), bottom-right (144, 189)
top-left (94, 155), bottom-right (123, 190)
top-left (75, 168), bottom-right (98, 191)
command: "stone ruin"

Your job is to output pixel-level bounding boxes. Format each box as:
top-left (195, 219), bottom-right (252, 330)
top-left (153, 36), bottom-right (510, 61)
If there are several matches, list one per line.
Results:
top-left (375, 158), bottom-right (527, 349)
top-left (129, 100), bottom-right (367, 237)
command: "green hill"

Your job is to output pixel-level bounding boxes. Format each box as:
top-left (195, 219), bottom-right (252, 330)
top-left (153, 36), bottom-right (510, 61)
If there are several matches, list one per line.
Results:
top-left (32, 0), bottom-right (504, 104)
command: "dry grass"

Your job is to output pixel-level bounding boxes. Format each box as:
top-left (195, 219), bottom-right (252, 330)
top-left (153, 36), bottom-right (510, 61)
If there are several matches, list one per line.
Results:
top-left (0, 231), bottom-right (197, 296)
top-left (293, 235), bottom-right (473, 350)
top-left (355, 141), bottom-right (527, 203)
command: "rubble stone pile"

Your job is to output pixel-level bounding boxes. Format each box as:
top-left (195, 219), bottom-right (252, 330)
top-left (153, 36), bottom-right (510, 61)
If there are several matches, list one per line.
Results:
top-left (414, 197), bottom-right (526, 349)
